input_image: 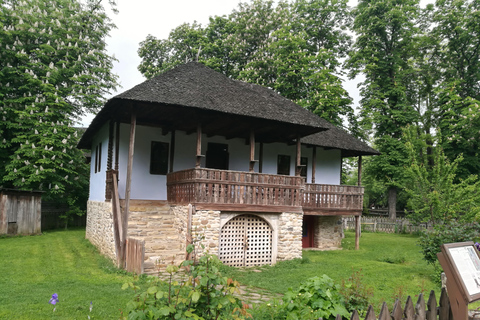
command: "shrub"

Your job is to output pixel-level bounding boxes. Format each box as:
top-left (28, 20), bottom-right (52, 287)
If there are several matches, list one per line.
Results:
top-left (248, 275), bottom-right (350, 320)
top-left (282, 275), bottom-right (350, 320)
top-left (122, 244), bottom-right (250, 320)
top-left (339, 269), bottom-right (373, 316)
top-left (418, 221), bottom-right (480, 265)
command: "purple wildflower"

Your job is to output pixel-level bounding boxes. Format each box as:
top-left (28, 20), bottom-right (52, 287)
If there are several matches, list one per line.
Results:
top-left (49, 293), bottom-right (59, 305)
top-left (475, 242), bottom-right (480, 252)
top-left (49, 293), bottom-right (59, 312)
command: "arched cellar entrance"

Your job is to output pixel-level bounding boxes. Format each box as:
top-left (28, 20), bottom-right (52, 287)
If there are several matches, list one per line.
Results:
top-left (219, 214), bottom-right (273, 267)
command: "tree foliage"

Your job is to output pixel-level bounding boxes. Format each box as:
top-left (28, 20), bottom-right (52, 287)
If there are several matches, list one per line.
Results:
top-left (137, 0), bottom-right (358, 131)
top-left (0, 0), bottom-right (118, 209)
top-left (402, 126), bottom-right (480, 224)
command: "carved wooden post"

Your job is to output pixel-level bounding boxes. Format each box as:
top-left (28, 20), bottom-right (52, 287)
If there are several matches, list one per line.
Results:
top-left (249, 129), bottom-right (255, 172)
top-left (312, 146), bottom-right (316, 183)
top-left (122, 111), bottom-right (136, 268)
top-left (196, 124), bottom-right (202, 168)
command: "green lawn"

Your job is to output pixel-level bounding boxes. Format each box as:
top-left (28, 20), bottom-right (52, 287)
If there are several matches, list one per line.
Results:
top-left (224, 231), bottom-right (440, 310)
top-left (0, 229), bottom-right (440, 318)
top-left (0, 229), bottom-right (134, 319)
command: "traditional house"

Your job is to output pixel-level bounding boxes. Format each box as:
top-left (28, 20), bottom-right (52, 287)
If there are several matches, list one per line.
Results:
top-left (78, 62), bottom-right (379, 273)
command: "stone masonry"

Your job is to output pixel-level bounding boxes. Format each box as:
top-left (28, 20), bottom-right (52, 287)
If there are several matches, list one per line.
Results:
top-left (86, 200), bottom-right (341, 273)
top-left (313, 216), bottom-right (343, 250)
top-left (191, 209), bottom-right (221, 257)
top-left (276, 211), bottom-right (303, 261)
top-left (127, 201), bottom-right (188, 274)
top-left (85, 200), bottom-right (116, 263)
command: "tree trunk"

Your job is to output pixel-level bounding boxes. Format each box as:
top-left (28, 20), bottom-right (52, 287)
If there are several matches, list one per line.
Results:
top-left (388, 186), bottom-right (397, 219)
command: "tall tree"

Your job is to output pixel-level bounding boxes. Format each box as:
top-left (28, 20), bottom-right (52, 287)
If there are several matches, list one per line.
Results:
top-left (137, 0), bottom-right (358, 132)
top-left (0, 0), bottom-right (118, 209)
top-left (431, 0), bottom-right (480, 180)
top-left (346, 0), bottom-right (421, 218)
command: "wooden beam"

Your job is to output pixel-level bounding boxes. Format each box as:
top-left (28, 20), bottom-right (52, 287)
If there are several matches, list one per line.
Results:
top-left (107, 121), bottom-right (114, 171)
top-left (312, 146), bottom-right (316, 184)
top-left (194, 203), bottom-right (303, 213)
top-left (259, 143), bottom-right (263, 173)
top-left (169, 130), bottom-right (175, 173)
top-left (357, 156), bottom-right (362, 186)
top-left (249, 129), bottom-right (255, 172)
top-left (295, 134), bottom-right (301, 176)
top-left (196, 124), bottom-right (202, 168)
top-left (355, 215), bottom-right (360, 250)
top-left (115, 121), bottom-right (120, 171)
top-left (122, 111), bottom-right (136, 268)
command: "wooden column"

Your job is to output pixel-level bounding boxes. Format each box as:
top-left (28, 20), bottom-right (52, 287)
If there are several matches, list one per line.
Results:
top-left (195, 124), bottom-right (202, 168)
top-left (249, 129), bottom-right (255, 172)
top-left (259, 142), bottom-right (263, 173)
top-left (122, 111), bottom-right (136, 267)
top-left (169, 130), bottom-right (176, 173)
top-left (115, 121), bottom-right (120, 171)
top-left (355, 215), bottom-right (360, 250)
top-left (357, 156), bottom-right (362, 186)
top-left (295, 135), bottom-right (301, 176)
top-left (311, 146), bottom-right (316, 183)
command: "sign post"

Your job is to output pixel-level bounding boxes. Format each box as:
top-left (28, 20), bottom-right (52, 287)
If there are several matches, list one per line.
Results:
top-left (437, 242), bottom-right (480, 320)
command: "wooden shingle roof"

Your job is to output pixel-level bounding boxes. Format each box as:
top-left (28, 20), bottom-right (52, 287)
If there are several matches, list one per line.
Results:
top-left (301, 122), bottom-right (380, 157)
top-left (78, 62), bottom-right (332, 148)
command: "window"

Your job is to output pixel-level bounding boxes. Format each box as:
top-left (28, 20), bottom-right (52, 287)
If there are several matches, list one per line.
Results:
top-left (277, 155), bottom-right (290, 175)
top-left (300, 157), bottom-right (308, 178)
top-left (150, 141), bottom-right (169, 175)
top-left (94, 142), bottom-right (102, 173)
top-left (206, 143), bottom-right (229, 170)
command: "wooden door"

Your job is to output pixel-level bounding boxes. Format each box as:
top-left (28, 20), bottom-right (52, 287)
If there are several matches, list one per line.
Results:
top-left (219, 214), bottom-right (272, 267)
top-left (302, 215), bottom-right (315, 248)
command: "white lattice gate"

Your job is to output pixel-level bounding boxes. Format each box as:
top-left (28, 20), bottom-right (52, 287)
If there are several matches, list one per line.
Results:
top-left (219, 214), bottom-right (272, 267)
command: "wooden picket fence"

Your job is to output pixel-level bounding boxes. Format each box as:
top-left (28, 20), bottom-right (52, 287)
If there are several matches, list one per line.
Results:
top-left (341, 288), bottom-right (452, 320)
top-left (125, 238), bottom-right (144, 274)
top-left (344, 216), bottom-right (431, 234)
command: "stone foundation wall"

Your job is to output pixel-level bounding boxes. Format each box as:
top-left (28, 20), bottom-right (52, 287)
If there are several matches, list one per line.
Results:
top-left (276, 212), bottom-right (303, 261)
top-left (127, 201), bottom-right (188, 273)
top-left (86, 200), bottom-right (116, 263)
top-left (313, 216), bottom-right (343, 250)
top-left (191, 209), bottom-right (221, 257)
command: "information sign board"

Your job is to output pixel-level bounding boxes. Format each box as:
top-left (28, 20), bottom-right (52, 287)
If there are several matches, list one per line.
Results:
top-left (437, 241), bottom-right (480, 320)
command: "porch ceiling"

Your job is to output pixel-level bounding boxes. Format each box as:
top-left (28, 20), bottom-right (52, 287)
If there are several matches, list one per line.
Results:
top-left (78, 99), bottom-right (325, 149)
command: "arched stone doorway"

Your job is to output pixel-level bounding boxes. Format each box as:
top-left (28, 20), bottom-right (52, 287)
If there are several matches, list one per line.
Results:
top-left (219, 214), bottom-right (273, 267)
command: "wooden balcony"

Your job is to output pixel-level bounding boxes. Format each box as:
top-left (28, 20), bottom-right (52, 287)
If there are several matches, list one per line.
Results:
top-left (167, 168), bottom-right (304, 212)
top-left (302, 184), bottom-right (364, 216)
top-left (167, 168), bottom-right (364, 215)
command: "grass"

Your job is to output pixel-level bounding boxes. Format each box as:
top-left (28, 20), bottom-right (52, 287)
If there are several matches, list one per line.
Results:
top-left (0, 228), bottom-right (137, 319)
top-left (223, 231), bottom-right (440, 311)
top-left (0, 228), bottom-right (440, 318)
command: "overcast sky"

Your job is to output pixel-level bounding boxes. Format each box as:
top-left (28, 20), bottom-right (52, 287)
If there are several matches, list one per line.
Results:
top-left (81, 0), bottom-right (361, 126)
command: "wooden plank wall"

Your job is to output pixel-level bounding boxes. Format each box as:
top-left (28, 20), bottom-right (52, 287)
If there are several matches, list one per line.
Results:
top-left (342, 289), bottom-right (452, 320)
top-left (0, 192), bottom-right (41, 235)
top-left (126, 238), bottom-right (144, 274)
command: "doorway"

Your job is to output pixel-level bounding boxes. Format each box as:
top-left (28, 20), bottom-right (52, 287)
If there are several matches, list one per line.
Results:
top-left (302, 215), bottom-right (315, 248)
top-left (219, 214), bottom-right (273, 267)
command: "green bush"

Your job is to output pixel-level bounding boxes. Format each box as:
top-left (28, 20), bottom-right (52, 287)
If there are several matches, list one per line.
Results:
top-left (419, 221), bottom-right (480, 265)
top-left (339, 269), bottom-right (373, 316)
top-left (122, 245), bottom-right (250, 320)
top-left (250, 275), bottom-right (350, 320)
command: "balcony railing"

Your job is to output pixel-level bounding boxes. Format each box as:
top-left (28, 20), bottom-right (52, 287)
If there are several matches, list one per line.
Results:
top-left (302, 184), bottom-right (364, 213)
top-left (167, 168), bottom-right (364, 213)
top-left (167, 168), bottom-right (304, 210)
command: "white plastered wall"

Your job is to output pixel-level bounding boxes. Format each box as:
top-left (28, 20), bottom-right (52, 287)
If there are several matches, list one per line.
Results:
top-left (89, 123), bottom-right (109, 201)
top-left (91, 122), bottom-right (342, 201)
